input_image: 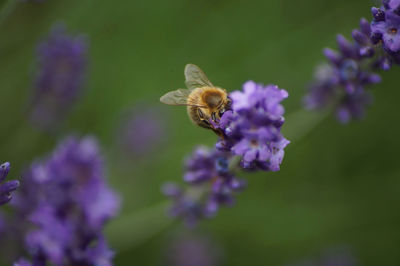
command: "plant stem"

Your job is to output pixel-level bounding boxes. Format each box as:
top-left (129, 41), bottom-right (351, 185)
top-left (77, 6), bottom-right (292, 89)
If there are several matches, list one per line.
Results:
top-left (105, 201), bottom-right (174, 252)
top-left (283, 108), bottom-right (329, 143)
top-left (0, 0), bottom-right (17, 27)
top-left (228, 155), bottom-right (242, 172)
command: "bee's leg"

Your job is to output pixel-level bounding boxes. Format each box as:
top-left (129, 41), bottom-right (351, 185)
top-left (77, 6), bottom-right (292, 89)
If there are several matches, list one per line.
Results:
top-left (211, 112), bottom-right (217, 122)
top-left (199, 119), bottom-right (213, 129)
top-left (200, 118), bottom-right (225, 139)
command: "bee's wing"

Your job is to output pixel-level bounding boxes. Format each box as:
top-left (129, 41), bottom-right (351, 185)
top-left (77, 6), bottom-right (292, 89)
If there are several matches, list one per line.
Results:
top-left (160, 89), bottom-right (195, 106)
top-left (184, 64), bottom-right (214, 89)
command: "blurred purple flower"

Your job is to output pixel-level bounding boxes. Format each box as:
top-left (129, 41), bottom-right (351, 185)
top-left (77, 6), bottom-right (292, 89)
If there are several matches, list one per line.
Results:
top-left (305, 18), bottom-right (381, 123)
top-left (13, 136), bottom-right (119, 265)
top-left (0, 162), bottom-right (20, 206)
top-left (13, 258), bottom-right (32, 266)
top-left (371, 1), bottom-right (400, 55)
top-left (162, 183), bottom-right (204, 227)
top-left (29, 23), bottom-right (88, 130)
top-left (118, 106), bottom-right (167, 157)
top-left (165, 233), bottom-right (222, 266)
top-left (163, 146), bottom-right (245, 227)
top-left (306, 0), bottom-right (400, 123)
top-left (217, 81), bottom-right (290, 171)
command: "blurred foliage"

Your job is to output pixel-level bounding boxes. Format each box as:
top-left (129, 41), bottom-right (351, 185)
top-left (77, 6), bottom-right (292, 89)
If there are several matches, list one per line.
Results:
top-left (0, 0), bottom-right (399, 265)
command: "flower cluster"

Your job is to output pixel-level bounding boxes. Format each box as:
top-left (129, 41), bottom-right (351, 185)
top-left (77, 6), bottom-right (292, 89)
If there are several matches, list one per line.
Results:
top-left (13, 136), bottom-right (119, 265)
top-left (305, 0), bottom-right (400, 123)
top-left (216, 81), bottom-right (289, 171)
top-left (304, 20), bottom-right (381, 123)
top-left (371, 0), bottom-right (400, 66)
top-left (29, 24), bottom-right (87, 130)
top-left (13, 258), bottom-right (34, 266)
top-left (163, 146), bottom-right (246, 227)
top-left (163, 81), bottom-right (289, 226)
top-left (0, 162), bottom-right (20, 206)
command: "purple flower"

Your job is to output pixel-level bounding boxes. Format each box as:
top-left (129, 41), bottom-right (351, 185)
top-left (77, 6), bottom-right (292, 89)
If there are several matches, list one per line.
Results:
top-left (305, 17), bottom-right (383, 123)
top-left (162, 81), bottom-right (289, 226)
top-left (163, 146), bottom-right (245, 227)
top-left (29, 23), bottom-right (87, 130)
top-left (335, 87), bottom-right (373, 123)
top-left (217, 81), bottom-right (289, 171)
top-left (13, 258), bottom-right (32, 266)
top-left (371, 1), bottom-right (400, 54)
top-left (162, 183), bottom-right (204, 227)
top-left (370, 1), bottom-right (400, 68)
top-left (303, 64), bottom-right (339, 110)
top-left (13, 136), bottom-right (119, 265)
top-left (183, 146), bottom-right (220, 184)
top-left (0, 162), bottom-right (20, 206)
top-left (117, 106), bottom-right (168, 158)
top-left (352, 18), bottom-right (375, 58)
top-left (305, 0), bottom-right (400, 123)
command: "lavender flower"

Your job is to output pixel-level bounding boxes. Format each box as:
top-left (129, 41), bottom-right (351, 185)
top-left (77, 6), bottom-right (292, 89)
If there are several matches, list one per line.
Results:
top-left (117, 106), bottom-right (168, 158)
top-left (163, 81), bottom-right (289, 226)
top-left (162, 182), bottom-right (205, 227)
top-left (305, 0), bottom-right (400, 123)
top-left (0, 162), bottom-right (20, 206)
top-left (371, 1), bottom-right (400, 56)
top-left (13, 136), bottom-right (119, 265)
top-left (29, 24), bottom-right (87, 130)
top-left (13, 258), bottom-right (32, 266)
top-left (305, 19), bottom-right (382, 123)
top-left (163, 146), bottom-right (246, 227)
top-left (216, 81), bottom-right (290, 171)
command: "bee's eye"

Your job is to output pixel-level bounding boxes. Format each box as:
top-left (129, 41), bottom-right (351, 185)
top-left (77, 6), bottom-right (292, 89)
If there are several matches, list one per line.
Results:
top-left (198, 108), bottom-right (204, 119)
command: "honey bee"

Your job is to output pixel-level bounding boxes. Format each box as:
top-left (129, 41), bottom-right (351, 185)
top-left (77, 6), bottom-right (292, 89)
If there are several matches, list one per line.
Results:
top-left (160, 64), bottom-right (230, 136)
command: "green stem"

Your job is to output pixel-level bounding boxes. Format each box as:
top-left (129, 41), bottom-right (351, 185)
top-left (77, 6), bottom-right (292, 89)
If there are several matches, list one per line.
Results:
top-left (228, 155), bottom-right (242, 172)
top-left (0, 0), bottom-right (17, 27)
top-left (283, 108), bottom-right (329, 143)
top-left (105, 201), bottom-right (174, 252)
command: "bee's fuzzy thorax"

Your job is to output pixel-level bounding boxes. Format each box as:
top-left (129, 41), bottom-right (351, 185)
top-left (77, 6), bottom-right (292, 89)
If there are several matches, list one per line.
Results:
top-left (202, 89), bottom-right (225, 109)
top-left (195, 87), bottom-right (226, 107)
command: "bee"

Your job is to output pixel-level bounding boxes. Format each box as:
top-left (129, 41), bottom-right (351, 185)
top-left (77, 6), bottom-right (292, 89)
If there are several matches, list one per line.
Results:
top-left (160, 64), bottom-right (230, 136)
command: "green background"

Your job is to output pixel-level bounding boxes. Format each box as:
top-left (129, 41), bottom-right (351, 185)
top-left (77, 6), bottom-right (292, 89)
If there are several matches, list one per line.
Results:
top-left (0, 0), bottom-right (399, 265)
